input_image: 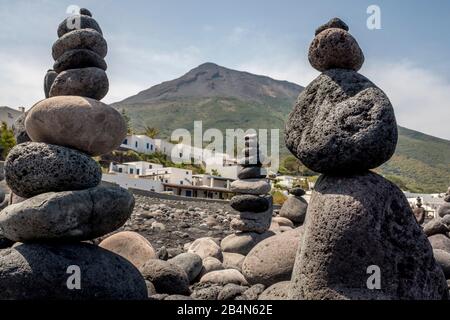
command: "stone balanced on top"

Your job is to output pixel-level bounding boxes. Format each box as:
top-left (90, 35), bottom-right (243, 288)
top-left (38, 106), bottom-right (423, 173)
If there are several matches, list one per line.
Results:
top-left (285, 18), bottom-right (447, 300)
top-left (221, 134), bottom-right (274, 255)
top-left (0, 9), bottom-right (147, 299)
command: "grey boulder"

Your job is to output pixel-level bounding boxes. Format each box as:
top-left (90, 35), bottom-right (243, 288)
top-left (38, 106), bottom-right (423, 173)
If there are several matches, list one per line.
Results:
top-left (285, 69), bottom-right (398, 174)
top-left (5, 142), bottom-right (101, 198)
top-left (230, 195), bottom-right (271, 213)
top-left (52, 29), bottom-right (107, 61)
top-left (0, 186), bottom-right (134, 242)
top-left (438, 203), bottom-right (450, 218)
top-left (53, 49), bottom-right (107, 73)
top-left (289, 172), bottom-right (447, 300)
top-left (49, 67), bottom-right (109, 100)
top-left (0, 243), bottom-right (147, 300)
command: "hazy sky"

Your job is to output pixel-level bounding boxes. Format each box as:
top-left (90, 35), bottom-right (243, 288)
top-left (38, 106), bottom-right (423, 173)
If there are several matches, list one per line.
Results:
top-left (0, 0), bottom-right (449, 139)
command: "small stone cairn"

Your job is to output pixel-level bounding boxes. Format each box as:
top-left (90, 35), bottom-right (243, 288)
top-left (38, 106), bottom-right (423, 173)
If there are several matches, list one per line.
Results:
top-left (285, 18), bottom-right (447, 300)
top-left (0, 8), bottom-right (147, 299)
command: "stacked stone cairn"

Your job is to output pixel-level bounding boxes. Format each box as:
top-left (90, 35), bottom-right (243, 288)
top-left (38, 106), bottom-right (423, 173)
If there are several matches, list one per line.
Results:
top-left (0, 9), bottom-right (147, 299)
top-left (221, 134), bottom-right (273, 256)
top-left (285, 18), bottom-right (447, 300)
top-left (279, 187), bottom-right (308, 225)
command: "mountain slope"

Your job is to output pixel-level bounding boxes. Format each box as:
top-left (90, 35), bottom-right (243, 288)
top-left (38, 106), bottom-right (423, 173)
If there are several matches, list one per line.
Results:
top-left (113, 63), bottom-right (450, 193)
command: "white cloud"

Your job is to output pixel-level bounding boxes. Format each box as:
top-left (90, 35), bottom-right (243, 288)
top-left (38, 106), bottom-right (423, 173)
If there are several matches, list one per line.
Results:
top-left (364, 60), bottom-right (450, 140)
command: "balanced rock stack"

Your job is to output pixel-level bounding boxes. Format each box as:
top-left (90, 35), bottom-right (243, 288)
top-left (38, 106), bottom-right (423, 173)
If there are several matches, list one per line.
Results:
top-left (221, 134), bottom-right (273, 256)
top-left (285, 18), bottom-right (447, 300)
top-left (279, 187), bottom-right (308, 225)
top-left (0, 9), bottom-right (147, 299)
top-left (413, 197), bottom-right (426, 225)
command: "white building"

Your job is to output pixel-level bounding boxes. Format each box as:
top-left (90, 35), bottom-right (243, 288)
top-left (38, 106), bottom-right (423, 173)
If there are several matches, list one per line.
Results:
top-left (105, 161), bottom-right (234, 199)
top-left (119, 134), bottom-right (239, 180)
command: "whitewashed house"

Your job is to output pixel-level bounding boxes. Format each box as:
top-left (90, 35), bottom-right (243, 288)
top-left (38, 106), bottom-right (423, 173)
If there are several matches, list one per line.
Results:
top-left (121, 135), bottom-right (156, 154)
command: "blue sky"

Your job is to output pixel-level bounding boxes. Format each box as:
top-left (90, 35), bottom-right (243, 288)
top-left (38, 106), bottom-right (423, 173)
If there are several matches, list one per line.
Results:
top-left (0, 0), bottom-right (449, 139)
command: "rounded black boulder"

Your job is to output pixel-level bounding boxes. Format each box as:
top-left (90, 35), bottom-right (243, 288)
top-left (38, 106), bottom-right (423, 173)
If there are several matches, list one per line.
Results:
top-left (0, 243), bottom-right (147, 300)
top-left (57, 15), bottom-right (102, 38)
top-left (285, 69), bottom-right (398, 174)
top-left (230, 195), bottom-right (270, 213)
top-left (53, 49), bottom-right (107, 73)
top-left (5, 142), bottom-right (101, 198)
top-left (289, 172), bottom-right (447, 300)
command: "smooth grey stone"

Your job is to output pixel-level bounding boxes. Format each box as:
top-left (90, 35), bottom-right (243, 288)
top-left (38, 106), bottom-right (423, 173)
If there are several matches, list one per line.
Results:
top-left (52, 28), bottom-right (107, 61)
top-left (141, 259), bottom-right (190, 295)
top-left (49, 67), bottom-right (109, 100)
top-left (315, 17), bottom-right (349, 35)
top-left (424, 216), bottom-right (450, 237)
top-left (230, 179), bottom-right (271, 195)
top-left (259, 281), bottom-right (291, 300)
top-left (11, 113), bottom-right (31, 144)
top-left (230, 195), bottom-right (270, 213)
top-left (221, 231), bottom-right (275, 255)
top-left (231, 208), bottom-right (273, 233)
top-left (429, 234), bottom-right (450, 253)
top-left (217, 283), bottom-right (248, 301)
top-left (168, 252), bottom-right (203, 283)
top-left (289, 172), bottom-right (447, 300)
top-left (5, 142), bottom-right (101, 198)
top-left (44, 69), bottom-right (58, 98)
top-left (0, 186), bottom-right (134, 242)
top-left (279, 195), bottom-right (308, 224)
top-left (309, 28), bottom-right (364, 72)
top-left (53, 49), bottom-right (107, 73)
top-left (57, 15), bottom-right (102, 38)
top-left (0, 243), bottom-right (147, 300)
top-left (285, 69), bottom-right (398, 174)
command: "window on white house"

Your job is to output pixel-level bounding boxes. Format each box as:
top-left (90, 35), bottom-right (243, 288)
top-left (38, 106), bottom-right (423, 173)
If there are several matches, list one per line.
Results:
top-left (135, 141), bottom-right (138, 148)
top-left (146, 143), bottom-right (149, 149)
top-left (123, 139), bottom-right (128, 145)
top-left (151, 145), bottom-right (154, 150)
top-left (130, 169), bottom-right (134, 174)
top-left (137, 169), bottom-right (140, 175)
top-left (118, 168), bottom-right (123, 173)
top-left (180, 181), bottom-right (183, 185)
